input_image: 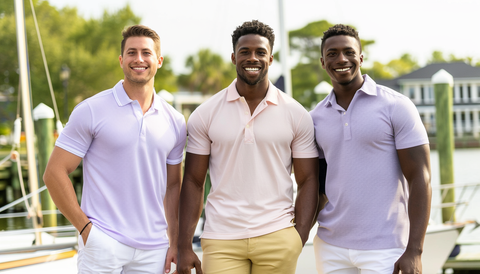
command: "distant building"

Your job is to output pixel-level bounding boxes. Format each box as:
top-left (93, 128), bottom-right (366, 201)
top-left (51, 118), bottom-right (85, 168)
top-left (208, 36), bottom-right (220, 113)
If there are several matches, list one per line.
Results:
top-left (378, 62), bottom-right (480, 144)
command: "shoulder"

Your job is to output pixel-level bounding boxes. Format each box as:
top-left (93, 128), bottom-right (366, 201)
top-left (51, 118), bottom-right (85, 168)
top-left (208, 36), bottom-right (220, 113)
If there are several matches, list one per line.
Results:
top-left (276, 88), bottom-right (309, 113)
top-left (190, 88), bottom-right (228, 116)
top-left (76, 88), bottom-right (115, 111)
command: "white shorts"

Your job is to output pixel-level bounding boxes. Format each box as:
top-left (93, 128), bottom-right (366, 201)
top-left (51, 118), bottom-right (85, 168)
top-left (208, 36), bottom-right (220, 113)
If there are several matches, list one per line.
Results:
top-left (313, 235), bottom-right (405, 274)
top-left (77, 224), bottom-right (168, 274)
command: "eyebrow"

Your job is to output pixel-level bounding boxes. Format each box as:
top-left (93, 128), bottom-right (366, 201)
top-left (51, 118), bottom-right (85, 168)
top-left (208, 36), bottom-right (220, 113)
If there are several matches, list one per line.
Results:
top-left (126, 48), bottom-right (153, 52)
top-left (326, 46), bottom-right (355, 51)
top-left (237, 46), bottom-right (268, 51)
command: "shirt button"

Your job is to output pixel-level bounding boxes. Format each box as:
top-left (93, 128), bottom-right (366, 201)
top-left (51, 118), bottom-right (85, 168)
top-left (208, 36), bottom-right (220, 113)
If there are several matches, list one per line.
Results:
top-left (246, 124), bottom-right (250, 128)
top-left (345, 123), bottom-right (348, 126)
top-left (343, 112), bottom-right (346, 115)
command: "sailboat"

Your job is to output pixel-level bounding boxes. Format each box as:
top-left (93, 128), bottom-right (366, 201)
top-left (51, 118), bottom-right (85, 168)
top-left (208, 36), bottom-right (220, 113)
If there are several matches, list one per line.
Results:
top-left (0, 0), bottom-right (77, 270)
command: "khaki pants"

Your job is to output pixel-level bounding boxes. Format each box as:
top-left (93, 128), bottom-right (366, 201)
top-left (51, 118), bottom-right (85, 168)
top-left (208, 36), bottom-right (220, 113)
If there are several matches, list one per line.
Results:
top-left (201, 226), bottom-right (303, 274)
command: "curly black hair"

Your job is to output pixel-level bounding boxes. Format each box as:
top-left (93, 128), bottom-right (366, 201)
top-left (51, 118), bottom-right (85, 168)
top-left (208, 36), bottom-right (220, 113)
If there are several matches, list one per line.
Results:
top-left (231, 20), bottom-right (275, 52)
top-left (320, 24), bottom-right (361, 56)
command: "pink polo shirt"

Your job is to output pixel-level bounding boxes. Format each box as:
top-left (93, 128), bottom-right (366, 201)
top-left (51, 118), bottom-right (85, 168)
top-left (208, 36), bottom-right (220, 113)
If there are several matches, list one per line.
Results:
top-left (187, 79), bottom-right (318, 240)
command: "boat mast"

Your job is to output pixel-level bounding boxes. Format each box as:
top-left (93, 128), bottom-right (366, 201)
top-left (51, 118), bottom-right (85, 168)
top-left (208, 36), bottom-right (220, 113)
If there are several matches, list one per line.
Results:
top-left (278, 0), bottom-right (292, 96)
top-left (14, 0), bottom-right (42, 244)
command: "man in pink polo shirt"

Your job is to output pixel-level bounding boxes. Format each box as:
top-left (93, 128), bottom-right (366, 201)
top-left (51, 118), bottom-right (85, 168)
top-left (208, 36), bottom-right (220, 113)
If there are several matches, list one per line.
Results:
top-left (43, 25), bottom-right (186, 273)
top-left (177, 20), bottom-right (319, 274)
top-left (310, 24), bottom-right (431, 274)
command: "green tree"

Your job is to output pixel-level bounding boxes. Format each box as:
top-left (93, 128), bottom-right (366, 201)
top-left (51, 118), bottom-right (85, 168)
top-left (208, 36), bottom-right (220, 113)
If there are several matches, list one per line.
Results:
top-left (386, 53), bottom-right (419, 77)
top-left (178, 48), bottom-right (236, 94)
top-left (364, 53), bottom-right (419, 80)
top-left (154, 56), bottom-right (178, 92)
top-left (0, 0), bottom-right (141, 122)
top-left (428, 51), bottom-right (447, 63)
top-left (362, 61), bottom-right (393, 80)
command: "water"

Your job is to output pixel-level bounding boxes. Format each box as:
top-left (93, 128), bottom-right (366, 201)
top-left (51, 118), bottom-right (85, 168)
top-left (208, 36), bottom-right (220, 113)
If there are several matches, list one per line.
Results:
top-left (1, 148), bottom-right (480, 239)
top-left (430, 148), bottom-right (480, 244)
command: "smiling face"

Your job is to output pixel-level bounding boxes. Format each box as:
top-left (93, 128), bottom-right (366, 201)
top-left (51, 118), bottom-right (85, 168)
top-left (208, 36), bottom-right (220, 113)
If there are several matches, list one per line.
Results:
top-left (231, 34), bottom-right (273, 87)
top-left (321, 35), bottom-right (363, 90)
top-left (119, 36), bottom-right (163, 87)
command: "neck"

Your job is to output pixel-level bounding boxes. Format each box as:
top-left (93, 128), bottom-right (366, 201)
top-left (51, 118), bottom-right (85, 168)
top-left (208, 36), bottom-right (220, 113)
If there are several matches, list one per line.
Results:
top-left (332, 74), bottom-right (364, 110)
top-left (236, 78), bottom-right (269, 101)
top-left (235, 78), bottom-right (270, 115)
top-left (122, 80), bottom-right (154, 114)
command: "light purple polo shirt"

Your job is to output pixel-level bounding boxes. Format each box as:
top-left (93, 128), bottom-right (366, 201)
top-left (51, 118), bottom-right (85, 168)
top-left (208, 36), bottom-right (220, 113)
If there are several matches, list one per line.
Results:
top-left (310, 75), bottom-right (429, 250)
top-left (56, 80), bottom-right (186, 250)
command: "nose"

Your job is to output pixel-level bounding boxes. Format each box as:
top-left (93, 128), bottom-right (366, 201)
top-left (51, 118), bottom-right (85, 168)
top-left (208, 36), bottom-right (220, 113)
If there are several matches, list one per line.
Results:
top-left (134, 52), bottom-right (144, 62)
top-left (337, 52), bottom-right (348, 63)
top-left (247, 52), bottom-right (259, 62)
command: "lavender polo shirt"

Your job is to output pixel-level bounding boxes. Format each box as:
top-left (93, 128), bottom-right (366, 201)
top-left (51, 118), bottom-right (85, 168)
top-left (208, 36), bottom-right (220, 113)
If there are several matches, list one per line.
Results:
top-left (310, 75), bottom-right (429, 250)
top-left (187, 79), bottom-right (318, 240)
top-left (56, 80), bottom-right (186, 250)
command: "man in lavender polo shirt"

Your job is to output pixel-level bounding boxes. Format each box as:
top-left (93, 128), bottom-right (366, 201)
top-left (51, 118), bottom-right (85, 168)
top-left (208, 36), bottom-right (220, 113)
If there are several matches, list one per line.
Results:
top-left (310, 24), bottom-right (431, 274)
top-left (43, 25), bottom-right (186, 273)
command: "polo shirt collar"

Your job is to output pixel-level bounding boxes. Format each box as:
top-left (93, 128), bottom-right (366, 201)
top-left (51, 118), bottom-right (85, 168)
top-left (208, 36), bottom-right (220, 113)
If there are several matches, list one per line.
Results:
top-left (323, 74), bottom-right (377, 108)
top-left (358, 74), bottom-right (377, 96)
top-left (112, 80), bottom-right (161, 110)
top-left (226, 78), bottom-right (279, 105)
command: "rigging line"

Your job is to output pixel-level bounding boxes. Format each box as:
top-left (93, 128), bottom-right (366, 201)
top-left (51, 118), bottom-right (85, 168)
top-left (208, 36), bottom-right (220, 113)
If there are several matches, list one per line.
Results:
top-left (0, 174), bottom-right (47, 213)
top-left (28, 0), bottom-right (61, 122)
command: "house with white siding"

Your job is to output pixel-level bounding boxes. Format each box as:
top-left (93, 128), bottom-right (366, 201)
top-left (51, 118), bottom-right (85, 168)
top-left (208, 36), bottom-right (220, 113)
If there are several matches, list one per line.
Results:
top-left (377, 62), bottom-right (480, 147)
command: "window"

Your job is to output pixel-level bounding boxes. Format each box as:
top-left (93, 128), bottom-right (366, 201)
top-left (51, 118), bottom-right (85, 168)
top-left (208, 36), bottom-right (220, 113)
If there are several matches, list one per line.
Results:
top-left (409, 87), bottom-right (415, 99)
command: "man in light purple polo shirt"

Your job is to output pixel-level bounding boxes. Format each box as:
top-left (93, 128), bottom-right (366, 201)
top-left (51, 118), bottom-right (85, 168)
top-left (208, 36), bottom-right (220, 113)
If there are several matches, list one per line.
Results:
top-left (310, 24), bottom-right (431, 274)
top-left (43, 25), bottom-right (186, 274)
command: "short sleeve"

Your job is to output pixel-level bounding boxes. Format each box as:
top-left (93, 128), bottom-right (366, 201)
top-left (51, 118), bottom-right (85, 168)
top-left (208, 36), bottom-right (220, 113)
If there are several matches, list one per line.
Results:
top-left (292, 111), bottom-right (319, 159)
top-left (166, 114), bottom-right (187, 165)
top-left (55, 102), bottom-right (93, 158)
top-left (186, 108), bottom-right (211, 155)
top-left (392, 96), bottom-right (429, 150)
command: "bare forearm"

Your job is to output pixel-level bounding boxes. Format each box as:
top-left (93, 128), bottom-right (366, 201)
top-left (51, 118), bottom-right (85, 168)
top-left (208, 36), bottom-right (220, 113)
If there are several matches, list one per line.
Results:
top-left (178, 180), bottom-right (204, 249)
top-left (165, 186), bottom-right (180, 248)
top-left (295, 179), bottom-right (318, 238)
top-left (44, 170), bottom-right (88, 231)
top-left (406, 178), bottom-right (431, 252)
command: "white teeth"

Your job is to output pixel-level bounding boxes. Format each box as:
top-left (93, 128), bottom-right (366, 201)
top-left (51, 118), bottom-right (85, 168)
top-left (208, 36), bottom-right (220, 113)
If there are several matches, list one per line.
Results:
top-left (133, 67), bottom-right (146, 71)
top-left (245, 68), bottom-right (259, 71)
top-left (335, 68), bottom-right (350, 72)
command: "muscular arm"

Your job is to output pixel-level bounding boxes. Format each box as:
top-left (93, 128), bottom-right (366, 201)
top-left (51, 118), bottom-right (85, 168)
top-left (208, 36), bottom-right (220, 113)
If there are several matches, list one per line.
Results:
top-left (164, 163), bottom-right (182, 273)
top-left (313, 158), bottom-right (328, 229)
top-left (177, 152), bottom-right (209, 274)
top-left (393, 144), bottom-right (432, 274)
top-left (293, 157), bottom-right (319, 246)
top-left (43, 147), bottom-right (91, 241)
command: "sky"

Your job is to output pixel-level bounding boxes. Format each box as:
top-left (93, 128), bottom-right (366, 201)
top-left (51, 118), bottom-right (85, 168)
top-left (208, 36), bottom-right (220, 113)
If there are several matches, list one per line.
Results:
top-left (48, 0), bottom-right (480, 78)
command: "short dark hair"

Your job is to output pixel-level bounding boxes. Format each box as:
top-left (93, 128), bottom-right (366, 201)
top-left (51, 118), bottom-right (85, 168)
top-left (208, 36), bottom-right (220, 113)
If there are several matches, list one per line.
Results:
top-left (231, 20), bottom-right (275, 52)
top-left (321, 24), bottom-right (361, 56)
top-left (121, 25), bottom-right (161, 56)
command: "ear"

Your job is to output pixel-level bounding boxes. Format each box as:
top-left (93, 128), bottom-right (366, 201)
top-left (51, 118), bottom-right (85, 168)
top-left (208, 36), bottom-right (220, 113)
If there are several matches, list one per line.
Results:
top-left (269, 54), bottom-right (273, 66)
top-left (231, 52), bottom-right (236, 65)
top-left (320, 57), bottom-right (325, 69)
top-left (158, 56), bottom-right (164, 68)
top-left (119, 55), bottom-right (123, 68)
top-left (359, 54), bottom-right (364, 67)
